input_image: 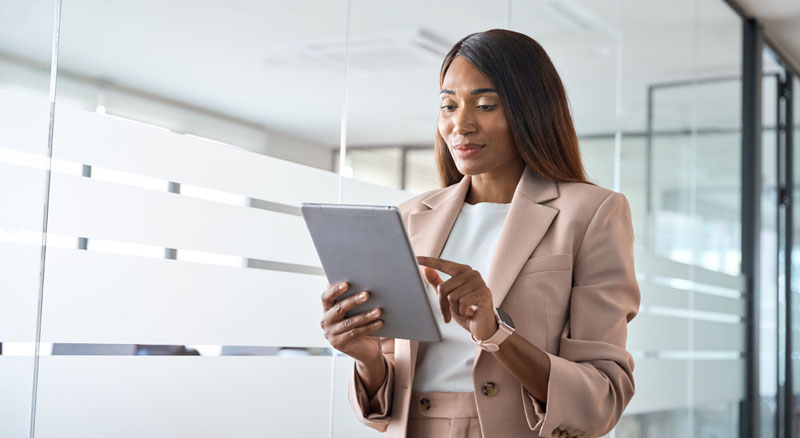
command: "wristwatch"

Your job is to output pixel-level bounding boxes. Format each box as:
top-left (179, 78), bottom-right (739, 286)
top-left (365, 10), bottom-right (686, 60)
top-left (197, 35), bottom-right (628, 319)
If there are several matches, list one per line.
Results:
top-left (471, 307), bottom-right (516, 352)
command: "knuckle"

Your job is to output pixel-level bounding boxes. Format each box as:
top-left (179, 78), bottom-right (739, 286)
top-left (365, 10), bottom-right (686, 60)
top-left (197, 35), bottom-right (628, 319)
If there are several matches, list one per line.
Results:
top-left (344, 318), bottom-right (353, 328)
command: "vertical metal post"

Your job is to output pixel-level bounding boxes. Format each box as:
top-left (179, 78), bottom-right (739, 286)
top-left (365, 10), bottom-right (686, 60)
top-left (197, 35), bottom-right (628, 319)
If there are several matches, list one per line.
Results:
top-left (645, 85), bottom-right (654, 250)
top-left (741, 18), bottom-right (763, 438)
top-left (782, 70), bottom-right (794, 438)
top-left (777, 74), bottom-right (785, 438)
top-left (400, 145), bottom-right (408, 191)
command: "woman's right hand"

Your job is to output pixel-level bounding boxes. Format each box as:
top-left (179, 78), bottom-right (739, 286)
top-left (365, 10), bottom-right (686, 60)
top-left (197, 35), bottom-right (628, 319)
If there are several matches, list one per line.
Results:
top-left (320, 282), bottom-right (384, 364)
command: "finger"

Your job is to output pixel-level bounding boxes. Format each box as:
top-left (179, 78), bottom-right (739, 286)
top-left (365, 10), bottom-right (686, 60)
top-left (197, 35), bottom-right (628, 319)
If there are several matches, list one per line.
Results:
top-left (420, 267), bottom-right (450, 321)
top-left (437, 269), bottom-right (479, 296)
top-left (445, 283), bottom-right (480, 318)
top-left (452, 289), bottom-right (490, 318)
top-left (324, 290), bottom-right (370, 323)
top-left (321, 282), bottom-right (350, 311)
top-left (330, 307), bottom-right (382, 336)
top-left (423, 267), bottom-right (442, 289)
top-left (331, 319), bottom-right (384, 346)
top-left (439, 283), bottom-right (451, 323)
top-left (437, 270), bottom-right (480, 323)
top-left (416, 256), bottom-right (471, 276)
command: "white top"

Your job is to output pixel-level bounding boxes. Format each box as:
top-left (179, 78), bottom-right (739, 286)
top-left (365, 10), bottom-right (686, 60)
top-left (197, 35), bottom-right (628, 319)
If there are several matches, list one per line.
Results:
top-left (412, 201), bottom-right (510, 392)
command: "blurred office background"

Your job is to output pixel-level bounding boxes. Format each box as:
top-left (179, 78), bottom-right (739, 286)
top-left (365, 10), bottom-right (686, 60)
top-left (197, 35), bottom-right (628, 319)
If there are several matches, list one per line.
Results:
top-left (0, 0), bottom-right (798, 436)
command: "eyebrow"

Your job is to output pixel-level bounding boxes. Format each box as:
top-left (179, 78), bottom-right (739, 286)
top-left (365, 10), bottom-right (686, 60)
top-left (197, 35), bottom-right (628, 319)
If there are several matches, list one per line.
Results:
top-left (439, 88), bottom-right (499, 95)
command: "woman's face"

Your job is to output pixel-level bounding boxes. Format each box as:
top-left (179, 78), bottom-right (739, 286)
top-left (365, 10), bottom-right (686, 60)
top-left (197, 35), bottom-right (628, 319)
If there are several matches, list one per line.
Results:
top-left (438, 56), bottom-right (519, 176)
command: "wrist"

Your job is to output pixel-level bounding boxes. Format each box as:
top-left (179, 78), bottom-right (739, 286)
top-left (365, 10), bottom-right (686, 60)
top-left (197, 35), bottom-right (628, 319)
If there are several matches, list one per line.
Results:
top-left (473, 318), bottom-right (499, 341)
top-left (355, 350), bottom-right (384, 375)
top-left (355, 353), bottom-right (387, 397)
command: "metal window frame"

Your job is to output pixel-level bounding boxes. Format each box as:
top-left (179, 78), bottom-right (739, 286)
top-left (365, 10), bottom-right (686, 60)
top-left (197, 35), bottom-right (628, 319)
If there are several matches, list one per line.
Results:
top-left (783, 70), bottom-right (794, 438)
top-left (729, 1), bottom-right (800, 434)
top-left (740, 16), bottom-right (763, 438)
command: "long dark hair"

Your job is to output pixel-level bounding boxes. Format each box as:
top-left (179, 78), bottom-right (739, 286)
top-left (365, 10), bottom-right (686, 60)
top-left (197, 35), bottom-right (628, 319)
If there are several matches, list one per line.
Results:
top-left (436, 29), bottom-right (589, 187)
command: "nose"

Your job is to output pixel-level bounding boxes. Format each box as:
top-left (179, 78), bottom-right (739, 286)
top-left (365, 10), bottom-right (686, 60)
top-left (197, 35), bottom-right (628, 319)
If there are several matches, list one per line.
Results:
top-left (452, 106), bottom-right (477, 136)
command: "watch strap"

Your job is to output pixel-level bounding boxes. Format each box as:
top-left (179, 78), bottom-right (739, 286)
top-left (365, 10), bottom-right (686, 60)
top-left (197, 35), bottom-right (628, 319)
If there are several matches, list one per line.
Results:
top-left (471, 309), bottom-right (515, 352)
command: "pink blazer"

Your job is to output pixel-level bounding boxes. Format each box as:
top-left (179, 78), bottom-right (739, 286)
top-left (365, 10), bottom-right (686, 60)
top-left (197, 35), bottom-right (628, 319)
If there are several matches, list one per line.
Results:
top-left (347, 166), bottom-right (640, 438)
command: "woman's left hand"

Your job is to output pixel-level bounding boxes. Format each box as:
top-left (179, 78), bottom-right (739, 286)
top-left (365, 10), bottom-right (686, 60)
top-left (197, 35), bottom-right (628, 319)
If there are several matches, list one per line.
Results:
top-left (416, 256), bottom-right (498, 341)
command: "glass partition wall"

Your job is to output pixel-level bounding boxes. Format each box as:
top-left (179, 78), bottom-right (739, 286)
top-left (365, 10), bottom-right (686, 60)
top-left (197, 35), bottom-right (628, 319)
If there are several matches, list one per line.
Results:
top-left (5, 0), bottom-right (800, 437)
top-left (0, 0), bottom-right (59, 436)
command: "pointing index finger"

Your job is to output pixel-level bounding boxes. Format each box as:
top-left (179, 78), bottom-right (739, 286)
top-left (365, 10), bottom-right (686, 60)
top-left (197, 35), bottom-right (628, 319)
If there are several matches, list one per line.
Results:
top-left (416, 256), bottom-right (470, 276)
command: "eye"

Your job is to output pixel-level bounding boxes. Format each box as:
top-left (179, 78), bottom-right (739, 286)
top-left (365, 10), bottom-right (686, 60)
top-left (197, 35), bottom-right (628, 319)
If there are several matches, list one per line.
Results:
top-left (440, 104), bottom-right (456, 111)
top-left (477, 104), bottom-right (497, 110)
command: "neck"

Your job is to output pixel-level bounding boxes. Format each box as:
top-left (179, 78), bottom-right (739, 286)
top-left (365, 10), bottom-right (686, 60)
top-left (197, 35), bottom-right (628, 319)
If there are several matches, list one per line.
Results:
top-left (464, 160), bottom-right (525, 205)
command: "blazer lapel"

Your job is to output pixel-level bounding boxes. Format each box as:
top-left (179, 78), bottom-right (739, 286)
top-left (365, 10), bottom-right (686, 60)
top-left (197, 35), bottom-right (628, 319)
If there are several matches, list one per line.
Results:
top-left (485, 167), bottom-right (560, 308)
top-left (407, 174), bottom-right (471, 259)
top-left (474, 167), bottom-right (559, 373)
top-left (401, 174), bottom-right (471, 391)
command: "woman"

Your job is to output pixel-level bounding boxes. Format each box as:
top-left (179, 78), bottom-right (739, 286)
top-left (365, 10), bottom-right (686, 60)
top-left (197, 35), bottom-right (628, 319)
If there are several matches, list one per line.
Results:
top-left (320, 29), bottom-right (639, 438)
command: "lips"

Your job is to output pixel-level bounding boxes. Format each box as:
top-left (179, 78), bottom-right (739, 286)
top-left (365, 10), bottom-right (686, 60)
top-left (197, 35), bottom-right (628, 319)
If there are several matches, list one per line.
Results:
top-left (452, 143), bottom-right (485, 159)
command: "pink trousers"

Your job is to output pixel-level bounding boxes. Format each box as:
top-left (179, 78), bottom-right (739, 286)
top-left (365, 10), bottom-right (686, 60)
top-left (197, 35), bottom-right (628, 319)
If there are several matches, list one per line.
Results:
top-left (407, 391), bottom-right (482, 438)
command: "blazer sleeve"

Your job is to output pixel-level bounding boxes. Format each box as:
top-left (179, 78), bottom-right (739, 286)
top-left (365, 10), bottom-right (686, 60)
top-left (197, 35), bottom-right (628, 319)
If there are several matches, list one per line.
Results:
top-left (346, 330), bottom-right (397, 431)
top-left (523, 192), bottom-right (641, 437)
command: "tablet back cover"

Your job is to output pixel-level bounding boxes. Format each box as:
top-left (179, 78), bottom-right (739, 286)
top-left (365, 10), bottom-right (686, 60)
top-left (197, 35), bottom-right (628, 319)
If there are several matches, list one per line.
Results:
top-left (301, 203), bottom-right (441, 343)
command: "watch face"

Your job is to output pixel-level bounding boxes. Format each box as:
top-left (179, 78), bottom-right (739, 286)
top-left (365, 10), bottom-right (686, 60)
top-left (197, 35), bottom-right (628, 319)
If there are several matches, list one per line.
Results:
top-left (495, 307), bottom-right (515, 329)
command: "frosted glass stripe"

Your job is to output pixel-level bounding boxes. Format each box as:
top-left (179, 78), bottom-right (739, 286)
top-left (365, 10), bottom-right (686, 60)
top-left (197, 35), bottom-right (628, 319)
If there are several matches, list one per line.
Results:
top-left (0, 90), bottom-right (51, 155)
top-left (639, 280), bottom-right (744, 316)
top-left (52, 105), bottom-right (406, 208)
top-left (634, 248), bottom-right (745, 291)
top-left (52, 105), bottom-right (338, 206)
top-left (626, 358), bottom-right (744, 415)
top-left (0, 242), bottom-right (42, 341)
top-left (33, 356), bottom-right (332, 438)
top-left (46, 172), bottom-right (321, 266)
top-left (0, 164), bottom-right (47, 230)
top-left (41, 247), bottom-right (328, 347)
top-left (340, 177), bottom-right (412, 207)
top-left (627, 314), bottom-right (744, 351)
top-left (0, 357), bottom-right (34, 438)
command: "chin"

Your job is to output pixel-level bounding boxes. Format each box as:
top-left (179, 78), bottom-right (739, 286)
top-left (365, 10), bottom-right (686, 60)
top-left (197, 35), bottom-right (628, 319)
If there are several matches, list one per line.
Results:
top-left (453, 159), bottom-right (490, 176)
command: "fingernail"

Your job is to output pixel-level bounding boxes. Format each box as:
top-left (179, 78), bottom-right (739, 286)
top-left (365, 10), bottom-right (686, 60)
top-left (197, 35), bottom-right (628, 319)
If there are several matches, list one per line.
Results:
top-left (337, 283), bottom-right (346, 291)
top-left (359, 292), bottom-right (368, 301)
top-left (370, 309), bottom-right (380, 317)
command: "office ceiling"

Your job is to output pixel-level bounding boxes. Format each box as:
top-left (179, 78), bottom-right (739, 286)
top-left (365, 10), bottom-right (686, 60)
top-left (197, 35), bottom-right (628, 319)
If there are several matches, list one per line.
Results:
top-left (732, 0), bottom-right (800, 73)
top-left (0, 0), bottom-right (784, 147)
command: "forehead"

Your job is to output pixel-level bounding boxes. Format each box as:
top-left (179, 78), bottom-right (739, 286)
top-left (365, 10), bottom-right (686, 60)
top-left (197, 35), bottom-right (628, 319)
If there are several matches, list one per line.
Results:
top-left (441, 56), bottom-right (495, 91)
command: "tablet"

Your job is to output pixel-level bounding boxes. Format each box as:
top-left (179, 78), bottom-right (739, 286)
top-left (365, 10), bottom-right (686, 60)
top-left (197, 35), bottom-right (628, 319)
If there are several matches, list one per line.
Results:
top-left (301, 203), bottom-right (441, 343)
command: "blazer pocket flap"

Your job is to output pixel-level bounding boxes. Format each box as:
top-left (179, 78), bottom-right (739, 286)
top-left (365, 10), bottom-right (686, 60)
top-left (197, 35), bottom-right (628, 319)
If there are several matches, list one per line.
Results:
top-left (519, 253), bottom-right (572, 275)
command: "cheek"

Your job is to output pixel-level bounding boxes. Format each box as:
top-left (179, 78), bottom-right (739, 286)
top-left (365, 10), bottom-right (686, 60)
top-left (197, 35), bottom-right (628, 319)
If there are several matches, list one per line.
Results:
top-left (437, 117), bottom-right (450, 142)
top-left (492, 117), bottom-right (515, 150)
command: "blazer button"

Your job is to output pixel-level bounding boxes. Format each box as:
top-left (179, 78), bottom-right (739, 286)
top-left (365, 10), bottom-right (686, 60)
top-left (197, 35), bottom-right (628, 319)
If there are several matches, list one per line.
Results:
top-left (481, 382), bottom-right (498, 397)
top-left (418, 397), bottom-right (431, 413)
top-left (551, 428), bottom-right (561, 437)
